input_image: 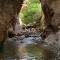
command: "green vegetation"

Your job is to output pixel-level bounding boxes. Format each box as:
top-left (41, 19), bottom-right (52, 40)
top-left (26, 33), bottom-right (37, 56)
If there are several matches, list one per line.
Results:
top-left (19, 0), bottom-right (44, 25)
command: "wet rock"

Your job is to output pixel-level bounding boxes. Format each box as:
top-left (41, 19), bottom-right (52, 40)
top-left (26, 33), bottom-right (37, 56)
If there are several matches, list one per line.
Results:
top-left (25, 34), bottom-right (30, 38)
top-left (17, 33), bottom-right (22, 36)
top-left (8, 31), bottom-right (16, 38)
top-left (34, 37), bottom-right (42, 42)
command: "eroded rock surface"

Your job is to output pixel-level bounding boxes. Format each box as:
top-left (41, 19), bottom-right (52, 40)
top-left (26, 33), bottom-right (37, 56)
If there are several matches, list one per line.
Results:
top-left (40, 0), bottom-right (60, 32)
top-left (0, 0), bottom-right (23, 44)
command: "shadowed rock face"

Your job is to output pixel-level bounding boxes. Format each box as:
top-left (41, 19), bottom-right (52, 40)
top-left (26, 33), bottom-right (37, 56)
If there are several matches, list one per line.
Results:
top-left (0, 0), bottom-right (23, 45)
top-left (40, 0), bottom-right (60, 33)
top-left (45, 0), bottom-right (60, 27)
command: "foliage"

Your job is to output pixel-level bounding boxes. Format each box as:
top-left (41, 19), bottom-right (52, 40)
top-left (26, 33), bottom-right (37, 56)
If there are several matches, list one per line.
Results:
top-left (19, 0), bottom-right (44, 25)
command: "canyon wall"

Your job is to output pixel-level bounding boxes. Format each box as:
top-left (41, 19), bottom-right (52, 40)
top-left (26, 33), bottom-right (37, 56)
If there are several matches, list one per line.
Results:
top-left (0, 0), bottom-right (23, 45)
top-left (40, 0), bottom-right (60, 35)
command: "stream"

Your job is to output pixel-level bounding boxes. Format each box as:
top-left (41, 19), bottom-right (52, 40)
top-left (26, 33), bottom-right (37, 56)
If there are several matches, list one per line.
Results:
top-left (0, 34), bottom-right (55, 60)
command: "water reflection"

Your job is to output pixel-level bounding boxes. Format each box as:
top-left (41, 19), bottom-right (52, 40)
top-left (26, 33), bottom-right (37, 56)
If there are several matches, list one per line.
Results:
top-left (0, 36), bottom-right (54, 60)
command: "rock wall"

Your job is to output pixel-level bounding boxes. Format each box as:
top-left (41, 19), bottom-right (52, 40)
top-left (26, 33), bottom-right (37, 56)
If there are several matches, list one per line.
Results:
top-left (40, 0), bottom-right (60, 31)
top-left (40, 1), bottom-right (60, 59)
top-left (0, 0), bottom-right (23, 44)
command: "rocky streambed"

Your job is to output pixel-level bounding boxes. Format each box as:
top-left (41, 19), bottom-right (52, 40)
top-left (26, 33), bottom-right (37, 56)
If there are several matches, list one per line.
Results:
top-left (0, 32), bottom-right (60, 60)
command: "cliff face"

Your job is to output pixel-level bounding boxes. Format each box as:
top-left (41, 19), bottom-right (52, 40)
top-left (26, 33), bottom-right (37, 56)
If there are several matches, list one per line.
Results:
top-left (40, 0), bottom-right (60, 33)
top-left (40, 1), bottom-right (60, 59)
top-left (50, 0), bottom-right (60, 29)
top-left (46, 0), bottom-right (60, 28)
top-left (0, 0), bottom-right (23, 44)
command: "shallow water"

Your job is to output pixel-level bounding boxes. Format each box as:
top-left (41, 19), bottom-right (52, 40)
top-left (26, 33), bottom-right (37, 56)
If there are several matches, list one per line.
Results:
top-left (0, 36), bottom-right (54, 60)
